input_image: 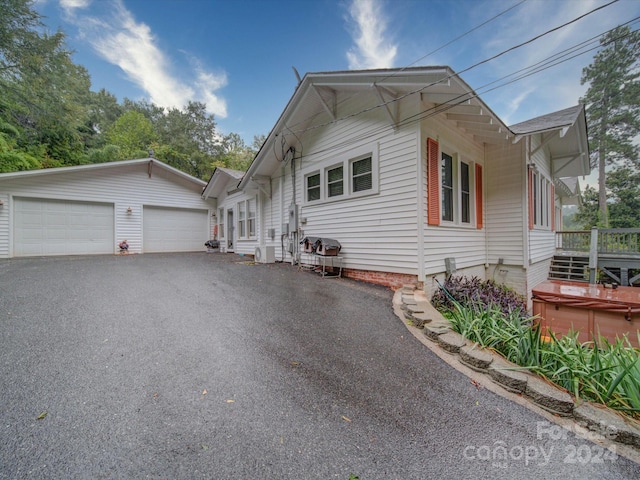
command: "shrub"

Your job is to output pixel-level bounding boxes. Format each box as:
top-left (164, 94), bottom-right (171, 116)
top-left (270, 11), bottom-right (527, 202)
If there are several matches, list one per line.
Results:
top-left (432, 276), bottom-right (527, 318)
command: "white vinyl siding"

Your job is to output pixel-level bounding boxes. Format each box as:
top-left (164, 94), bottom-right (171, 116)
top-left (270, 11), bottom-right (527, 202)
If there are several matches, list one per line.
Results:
top-left (528, 137), bottom-right (556, 264)
top-left (263, 91), bottom-right (422, 273)
top-left (421, 115), bottom-right (486, 275)
top-left (0, 161), bottom-right (213, 257)
top-left (485, 142), bottom-right (526, 267)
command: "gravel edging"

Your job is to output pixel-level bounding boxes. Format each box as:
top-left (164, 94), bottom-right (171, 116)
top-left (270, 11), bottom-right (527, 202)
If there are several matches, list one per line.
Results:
top-left (395, 285), bottom-right (640, 452)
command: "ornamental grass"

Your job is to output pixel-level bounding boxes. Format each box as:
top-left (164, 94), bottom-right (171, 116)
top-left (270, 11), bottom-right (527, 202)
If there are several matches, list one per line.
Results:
top-left (434, 276), bottom-right (640, 416)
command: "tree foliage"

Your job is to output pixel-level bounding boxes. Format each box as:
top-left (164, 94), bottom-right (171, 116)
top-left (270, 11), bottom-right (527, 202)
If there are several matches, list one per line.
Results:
top-left (580, 25), bottom-right (640, 226)
top-left (0, 0), bottom-right (262, 178)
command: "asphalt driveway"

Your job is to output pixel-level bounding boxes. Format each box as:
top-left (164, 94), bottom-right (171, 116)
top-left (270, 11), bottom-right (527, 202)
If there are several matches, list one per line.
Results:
top-left (0, 253), bottom-right (637, 479)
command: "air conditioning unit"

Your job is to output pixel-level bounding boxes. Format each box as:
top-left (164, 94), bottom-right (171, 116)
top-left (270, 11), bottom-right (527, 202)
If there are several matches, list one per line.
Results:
top-left (255, 245), bottom-right (276, 264)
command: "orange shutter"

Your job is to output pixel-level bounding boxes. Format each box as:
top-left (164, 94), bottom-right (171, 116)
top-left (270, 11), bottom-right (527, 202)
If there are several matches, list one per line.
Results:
top-left (550, 184), bottom-right (556, 232)
top-left (427, 138), bottom-right (440, 226)
top-left (475, 163), bottom-right (483, 229)
top-left (527, 168), bottom-right (534, 230)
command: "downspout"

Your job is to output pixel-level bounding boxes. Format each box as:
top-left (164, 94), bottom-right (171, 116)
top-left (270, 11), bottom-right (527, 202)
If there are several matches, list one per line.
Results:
top-left (416, 127), bottom-right (425, 287)
top-left (522, 136), bottom-right (531, 273)
top-left (290, 148), bottom-right (298, 265)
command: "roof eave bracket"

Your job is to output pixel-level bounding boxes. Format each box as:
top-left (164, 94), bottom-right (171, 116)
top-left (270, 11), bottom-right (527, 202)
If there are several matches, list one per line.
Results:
top-left (311, 85), bottom-right (337, 121)
top-left (373, 84), bottom-right (399, 131)
top-left (251, 175), bottom-right (272, 199)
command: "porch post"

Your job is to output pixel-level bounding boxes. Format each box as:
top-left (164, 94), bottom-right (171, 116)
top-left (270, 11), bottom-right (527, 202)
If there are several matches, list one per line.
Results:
top-left (589, 227), bottom-right (598, 284)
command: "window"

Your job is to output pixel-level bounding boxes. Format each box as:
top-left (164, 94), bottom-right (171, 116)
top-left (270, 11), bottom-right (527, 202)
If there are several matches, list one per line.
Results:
top-left (237, 197), bottom-right (257, 239)
top-left (218, 208), bottom-right (225, 238)
top-left (302, 144), bottom-right (378, 204)
top-left (307, 173), bottom-right (320, 201)
top-left (327, 165), bottom-right (343, 197)
top-left (440, 152), bottom-right (472, 224)
top-left (529, 168), bottom-right (553, 230)
top-left (427, 138), bottom-right (482, 228)
top-left (441, 153), bottom-right (453, 222)
top-left (352, 156), bottom-right (372, 192)
top-left (247, 198), bottom-right (256, 237)
top-left (460, 161), bottom-right (470, 224)
top-left (238, 201), bottom-right (246, 238)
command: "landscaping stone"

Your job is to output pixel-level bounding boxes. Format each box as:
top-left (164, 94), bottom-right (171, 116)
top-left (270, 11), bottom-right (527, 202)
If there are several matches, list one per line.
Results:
top-left (423, 324), bottom-right (450, 341)
top-left (401, 295), bottom-right (418, 305)
top-left (488, 357), bottom-right (529, 394)
top-left (437, 331), bottom-right (466, 354)
top-left (459, 345), bottom-right (494, 371)
top-left (525, 375), bottom-right (574, 416)
top-left (406, 304), bottom-right (424, 316)
top-left (574, 402), bottom-right (640, 448)
top-left (410, 312), bottom-right (432, 328)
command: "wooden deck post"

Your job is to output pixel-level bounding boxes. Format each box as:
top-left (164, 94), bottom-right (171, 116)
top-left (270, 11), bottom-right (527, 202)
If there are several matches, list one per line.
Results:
top-left (589, 227), bottom-right (598, 284)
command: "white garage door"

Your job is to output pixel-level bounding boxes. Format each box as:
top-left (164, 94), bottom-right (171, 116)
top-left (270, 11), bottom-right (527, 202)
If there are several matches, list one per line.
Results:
top-left (14, 197), bottom-right (114, 257)
top-left (143, 206), bottom-right (208, 253)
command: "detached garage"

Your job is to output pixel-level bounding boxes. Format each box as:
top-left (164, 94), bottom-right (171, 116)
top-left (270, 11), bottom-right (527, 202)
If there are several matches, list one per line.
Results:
top-left (0, 158), bottom-right (215, 258)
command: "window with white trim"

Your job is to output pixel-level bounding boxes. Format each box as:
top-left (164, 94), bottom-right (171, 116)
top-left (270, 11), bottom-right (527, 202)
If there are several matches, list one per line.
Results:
top-left (237, 197), bottom-right (257, 239)
top-left (532, 171), bottom-right (552, 229)
top-left (238, 201), bottom-right (246, 238)
top-left (352, 156), bottom-right (373, 192)
top-left (440, 151), bottom-right (473, 225)
top-left (327, 165), bottom-right (344, 197)
top-left (218, 208), bottom-right (225, 238)
top-left (306, 173), bottom-right (320, 202)
top-left (247, 198), bottom-right (256, 237)
top-left (303, 145), bottom-right (378, 204)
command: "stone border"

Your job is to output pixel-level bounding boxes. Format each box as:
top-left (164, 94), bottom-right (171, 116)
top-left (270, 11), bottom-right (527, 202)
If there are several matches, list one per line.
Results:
top-left (395, 285), bottom-right (640, 453)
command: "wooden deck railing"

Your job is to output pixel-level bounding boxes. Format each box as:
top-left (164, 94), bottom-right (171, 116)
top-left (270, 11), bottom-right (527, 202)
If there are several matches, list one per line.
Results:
top-left (556, 228), bottom-right (640, 255)
top-left (556, 228), bottom-right (640, 284)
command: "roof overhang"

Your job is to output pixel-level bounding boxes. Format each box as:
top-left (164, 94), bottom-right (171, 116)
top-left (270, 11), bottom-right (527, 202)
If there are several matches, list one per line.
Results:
top-left (0, 157), bottom-right (207, 189)
top-left (555, 176), bottom-right (582, 206)
top-left (239, 66), bottom-right (514, 191)
top-left (202, 167), bottom-right (245, 199)
top-left (511, 105), bottom-right (591, 178)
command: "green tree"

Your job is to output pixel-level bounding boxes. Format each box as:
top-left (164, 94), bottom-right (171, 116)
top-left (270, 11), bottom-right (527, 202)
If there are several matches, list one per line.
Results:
top-left (0, 120), bottom-right (41, 172)
top-left (574, 185), bottom-right (603, 229)
top-left (1, 0), bottom-right (92, 166)
top-left (607, 166), bottom-right (640, 228)
top-left (153, 101), bottom-right (220, 178)
top-left (211, 132), bottom-right (255, 172)
top-left (580, 25), bottom-right (640, 226)
top-left (105, 111), bottom-right (156, 160)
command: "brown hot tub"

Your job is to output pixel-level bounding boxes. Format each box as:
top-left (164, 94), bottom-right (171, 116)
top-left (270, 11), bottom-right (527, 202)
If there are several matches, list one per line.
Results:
top-left (532, 280), bottom-right (640, 348)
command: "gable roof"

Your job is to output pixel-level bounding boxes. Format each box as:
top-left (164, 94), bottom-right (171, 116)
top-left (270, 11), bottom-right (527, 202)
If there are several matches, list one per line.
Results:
top-left (201, 166), bottom-right (245, 199)
top-left (238, 66), bottom-right (591, 191)
top-left (239, 66), bottom-right (511, 191)
top-left (510, 104), bottom-right (590, 178)
top-left (0, 157), bottom-right (206, 188)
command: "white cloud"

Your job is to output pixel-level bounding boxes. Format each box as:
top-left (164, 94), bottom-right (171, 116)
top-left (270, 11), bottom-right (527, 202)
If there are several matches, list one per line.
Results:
top-left (60, 0), bottom-right (91, 10)
top-left (346, 0), bottom-right (397, 69)
top-left (59, 0), bottom-right (227, 118)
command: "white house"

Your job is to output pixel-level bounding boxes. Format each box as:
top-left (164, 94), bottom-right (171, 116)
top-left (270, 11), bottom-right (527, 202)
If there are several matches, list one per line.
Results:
top-left (201, 167), bottom-right (247, 253)
top-left (0, 158), bottom-right (215, 257)
top-left (204, 66), bottom-right (589, 303)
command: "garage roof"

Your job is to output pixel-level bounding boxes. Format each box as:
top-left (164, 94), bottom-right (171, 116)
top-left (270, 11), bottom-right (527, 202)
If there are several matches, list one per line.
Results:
top-left (0, 157), bottom-right (206, 188)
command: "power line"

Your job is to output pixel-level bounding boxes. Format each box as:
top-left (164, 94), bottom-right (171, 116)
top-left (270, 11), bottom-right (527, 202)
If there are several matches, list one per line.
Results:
top-left (284, 0), bottom-right (530, 138)
top-left (294, 18), bottom-right (639, 161)
top-left (284, 0), bottom-right (620, 138)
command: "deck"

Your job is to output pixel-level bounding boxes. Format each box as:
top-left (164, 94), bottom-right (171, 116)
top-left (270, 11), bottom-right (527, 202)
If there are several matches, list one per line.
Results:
top-left (553, 228), bottom-right (640, 286)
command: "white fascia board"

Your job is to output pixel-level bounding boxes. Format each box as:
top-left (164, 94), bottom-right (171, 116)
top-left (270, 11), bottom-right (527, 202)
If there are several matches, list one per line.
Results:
top-left (0, 157), bottom-right (206, 188)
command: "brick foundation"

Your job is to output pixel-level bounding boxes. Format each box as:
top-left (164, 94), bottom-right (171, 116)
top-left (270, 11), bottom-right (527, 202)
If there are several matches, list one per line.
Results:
top-left (342, 268), bottom-right (421, 290)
